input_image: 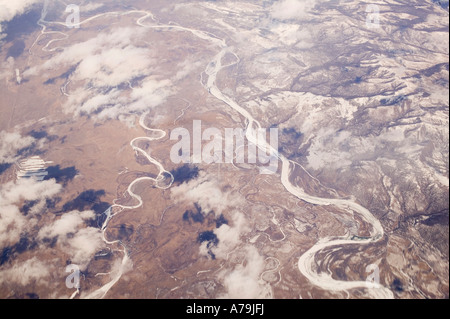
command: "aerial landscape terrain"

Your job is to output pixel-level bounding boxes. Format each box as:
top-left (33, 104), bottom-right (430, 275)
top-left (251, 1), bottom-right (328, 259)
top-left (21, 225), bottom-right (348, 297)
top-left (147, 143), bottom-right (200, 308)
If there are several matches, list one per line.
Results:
top-left (0, 0), bottom-right (448, 299)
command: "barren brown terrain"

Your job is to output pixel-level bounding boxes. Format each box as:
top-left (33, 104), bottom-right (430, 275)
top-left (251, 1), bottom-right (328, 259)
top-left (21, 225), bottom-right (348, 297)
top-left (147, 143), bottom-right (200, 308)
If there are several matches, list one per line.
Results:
top-left (0, 0), bottom-right (448, 299)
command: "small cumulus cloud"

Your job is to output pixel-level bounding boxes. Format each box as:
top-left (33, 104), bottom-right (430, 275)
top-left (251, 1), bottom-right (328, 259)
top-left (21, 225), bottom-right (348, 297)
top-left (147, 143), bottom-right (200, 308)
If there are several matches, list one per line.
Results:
top-left (171, 171), bottom-right (245, 217)
top-left (210, 211), bottom-right (250, 259)
top-left (0, 56), bottom-right (16, 82)
top-left (38, 210), bottom-right (95, 239)
top-left (81, 2), bottom-right (104, 13)
top-left (175, 58), bottom-right (203, 81)
top-left (0, 0), bottom-right (41, 39)
top-left (0, 130), bottom-right (36, 164)
top-left (0, 178), bottom-right (105, 294)
top-left (0, 0), bottom-right (39, 22)
top-left (198, 210), bottom-right (270, 298)
top-left (0, 256), bottom-right (50, 286)
top-left (0, 178), bottom-right (62, 248)
top-left (171, 173), bottom-right (269, 298)
top-left (0, 178), bottom-right (107, 298)
top-left (38, 210), bottom-right (105, 270)
top-left (218, 245), bottom-right (270, 299)
top-left (23, 27), bottom-right (176, 123)
top-left (269, 24), bottom-right (315, 48)
top-left (271, 0), bottom-right (319, 21)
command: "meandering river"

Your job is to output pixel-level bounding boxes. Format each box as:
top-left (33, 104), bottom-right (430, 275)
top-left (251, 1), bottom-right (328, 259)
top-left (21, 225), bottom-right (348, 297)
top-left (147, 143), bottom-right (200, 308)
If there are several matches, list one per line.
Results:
top-left (35, 7), bottom-right (393, 299)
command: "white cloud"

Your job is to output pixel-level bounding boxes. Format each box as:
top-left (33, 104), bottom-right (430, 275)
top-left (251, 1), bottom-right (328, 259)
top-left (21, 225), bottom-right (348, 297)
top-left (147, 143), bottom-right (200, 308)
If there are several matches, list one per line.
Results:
top-left (0, 130), bottom-right (36, 163)
top-left (0, 202), bottom-right (29, 248)
top-left (0, 56), bottom-right (15, 82)
top-left (171, 171), bottom-right (244, 216)
top-left (171, 171), bottom-right (268, 298)
top-left (0, 178), bottom-right (104, 292)
top-left (175, 58), bottom-right (203, 81)
top-left (23, 27), bottom-right (175, 122)
top-left (219, 246), bottom-right (270, 299)
top-left (271, 0), bottom-right (318, 21)
top-left (0, 0), bottom-right (40, 23)
top-left (272, 24), bottom-right (301, 46)
top-left (210, 211), bottom-right (250, 259)
top-left (189, 195), bottom-right (268, 298)
top-left (0, 178), bottom-right (62, 248)
top-left (81, 2), bottom-right (104, 12)
top-left (38, 210), bottom-right (95, 239)
top-left (0, 0), bottom-right (40, 40)
top-left (64, 227), bottom-right (104, 269)
top-left (0, 177), bottom-right (61, 204)
top-left (0, 257), bottom-right (50, 286)
top-left (38, 210), bottom-right (104, 270)
top-left (24, 27), bottom-right (152, 78)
